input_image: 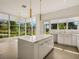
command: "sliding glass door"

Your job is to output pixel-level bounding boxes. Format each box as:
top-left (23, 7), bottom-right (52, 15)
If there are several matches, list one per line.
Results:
top-left (0, 13), bottom-right (9, 38)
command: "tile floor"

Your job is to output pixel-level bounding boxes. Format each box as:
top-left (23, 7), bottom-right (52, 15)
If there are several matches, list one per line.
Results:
top-left (45, 43), bottom-right (79, 59)
top-left (0, 40), bottom-right (79, 59)
top-left (0, 40), bottom-right (17, 59)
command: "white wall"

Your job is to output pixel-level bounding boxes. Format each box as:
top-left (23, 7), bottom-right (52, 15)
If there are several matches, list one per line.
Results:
top-left (25, 5), bottom-right (79, 35)
top-left (42, 5), bottom-right (79, 20)
top-left (40, 5), bottom-right (79, 35)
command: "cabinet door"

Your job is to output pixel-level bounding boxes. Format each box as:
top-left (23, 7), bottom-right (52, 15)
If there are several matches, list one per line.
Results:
top-left (72, 35), bottom-right (77, 46)
top-left (77, 36), bottom-right (79, 50)
top-left (38, 36), bottom-right (54, 59)
top-left (44, 40), bottom-right (49, 56)
top-left (64, 35), bottom-right (72, 45)
top-left (34, 44), bottom-right (39, 59)
top-left (38, 38), bottom-right (51, 59)
top-left (78, 39), bottom-right (79, 50)
top-left (49, 37), bottom-right (54, 50)
top-left (19, 45), bottom-right (34, 59)
top-left (18, 40), bottom-right (34, 59)
top-left (39, 41), bottom-right (46, 59)
top-left (58, 35), bottom-right (63, 44)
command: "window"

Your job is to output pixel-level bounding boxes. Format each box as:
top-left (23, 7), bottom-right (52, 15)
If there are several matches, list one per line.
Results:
top-left (19, 18), bottom-right (25, 36)
top-left (31, 18), bottom-right (36, 35)
top-left (26, 18), bottom-right (36, 36)
top-left (51, 24), bottom-right (57, 29)
top-left (10, 16), bottom-right (19, 37)
top-left (26, 22), bottom-right (32, 35)
top-left (68, 22), bottom-right (79, 29)
top-left (0, 13), bottom-right (9, 38)
top-left (0, 13), bottom-right (37, 38)
top-left (59, 23), bottom-right (66, 29)
top-left (44, 21), bottom-right (49, 34)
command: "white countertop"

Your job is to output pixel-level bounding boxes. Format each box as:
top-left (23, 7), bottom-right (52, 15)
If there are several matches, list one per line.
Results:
top-left (18, 35), bottom-right (52, 43)
top-left (0, 35), bottom-right (53, 43)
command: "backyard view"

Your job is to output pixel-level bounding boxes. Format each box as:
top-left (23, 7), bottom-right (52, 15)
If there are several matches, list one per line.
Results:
top-left (68, 22), bottom-right (78, 29)
top-left (0, 20), bottom-right (9, 38)
top-left (26, 23), bottom-right (32, 35)
top-left (10, 21), bottom-right (19, 37)
top-left (51, 21), bottom-right (79, 30)
top-left (51, 24), bottom-right (57, 29)
top-left (44, 21), bottom-right (49, 34)
top-left (0, 13), bottom-right (36, 38)
top-left (59, 23), bottom-right (66, 29)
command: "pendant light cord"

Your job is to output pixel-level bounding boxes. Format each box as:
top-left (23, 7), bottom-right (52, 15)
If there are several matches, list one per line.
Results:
top-left (40, 0), bottom-right (42, 21)
top-left (30, 0), bottom-right (32, 18)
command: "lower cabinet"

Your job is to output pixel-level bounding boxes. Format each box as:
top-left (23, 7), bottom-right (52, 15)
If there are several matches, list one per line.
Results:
top-left (77, 39), bottom-right (79, 50)
top-left (64, 35), bottom-right (72, 45)
top-left (76, 35), bottom-right (79, 50)
top-left (58, 34), bottom-right (79, 51)
top-left (72, 35), bottom-right (77, 46)
top-left (58, 34), bottom-right (77, 46)
top-left (39, 41), bottom-right (47, 59)
top-left (58, 35), bottom-right (64, 44)
top-left (18, 39), bottom-right (34, 59)
top-left (38, 36), bottom-right (54, 59)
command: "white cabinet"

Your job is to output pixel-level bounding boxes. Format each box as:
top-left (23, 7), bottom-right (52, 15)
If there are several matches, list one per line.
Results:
top-left (58, 34), bottom-right (77, 46)
top-left (77, 39), bottom-right (79, 50)
top-left (49, 37), bottom-right (54, 50)
top-left (38, 36), bottom-right (54, 59)
top-left (58, 34), bottom-right (72, 45)
top-left (18, 39), bottom-right (34, 59)
top-left (39, 40), bottom-right (46, 59)
top-left (58, 35), bottom-right (64, 44)
top-left (63, 35), bottom-right (72, 45)
top-left (52, 34), bottom-right (58, 42)
top-left (72, 35), bottom-right (77, 46)
top-left (76, 34), bottom-right (79, 50)
top-left (19, 35), bottom-right (54, 59)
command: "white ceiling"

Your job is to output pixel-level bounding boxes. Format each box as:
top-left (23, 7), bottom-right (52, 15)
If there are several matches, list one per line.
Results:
top-left (0, 0), bottom-right (79, 17)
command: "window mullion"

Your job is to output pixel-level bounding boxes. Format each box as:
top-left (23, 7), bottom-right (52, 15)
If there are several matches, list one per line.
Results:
top-left (25, 19), bottom-right (26, 36)
top-left (8, 15), bottom-right (10, 37)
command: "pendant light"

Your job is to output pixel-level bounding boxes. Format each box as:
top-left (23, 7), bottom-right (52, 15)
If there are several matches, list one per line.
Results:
top-left (40, 0), bottom-right (42, 21)
top-left (22, 4), bottom-right (27, 35)
top-left (29, 0), bottom-right (33, 36)
top-left (30, 0), bottom-right (32, 18)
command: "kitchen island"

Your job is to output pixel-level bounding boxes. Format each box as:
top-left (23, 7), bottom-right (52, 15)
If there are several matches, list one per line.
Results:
top-left (0, 35), bottom-right (54, 59)
top-left (18, 35), bottom-right (54, 59)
